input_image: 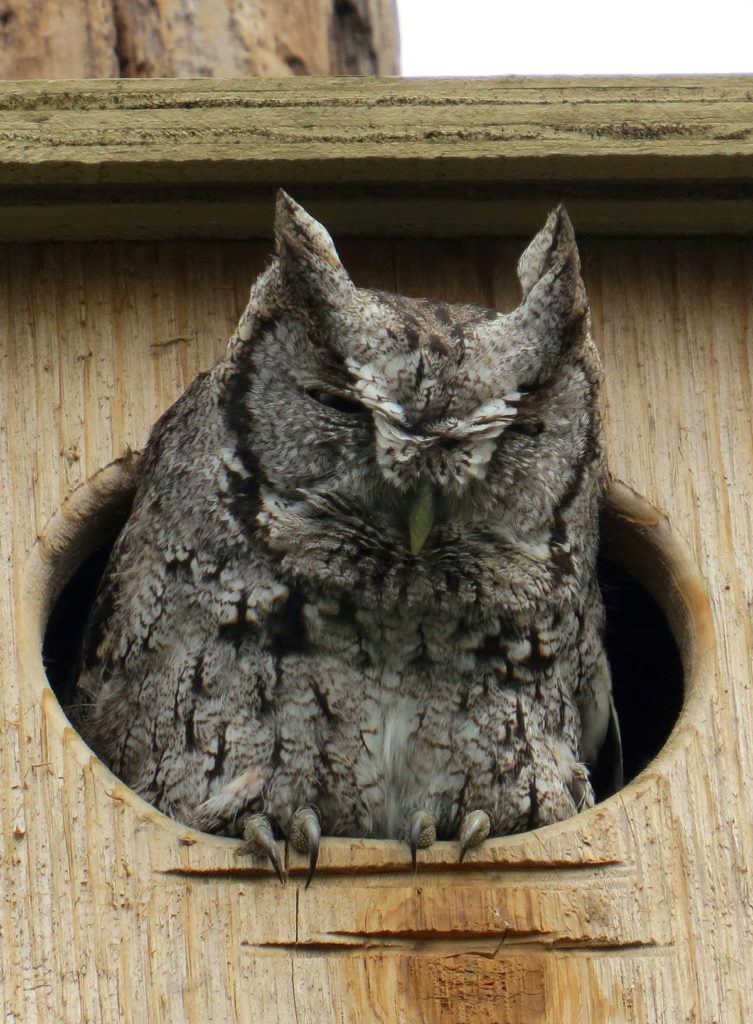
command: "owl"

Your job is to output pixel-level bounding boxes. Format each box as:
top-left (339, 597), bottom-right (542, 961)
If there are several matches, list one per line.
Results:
top-left (72, 191), bottom-right (616, 883)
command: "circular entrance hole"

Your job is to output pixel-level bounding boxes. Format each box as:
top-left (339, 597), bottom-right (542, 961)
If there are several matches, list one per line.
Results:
top-left (38, 466), bottom-right (701, 817)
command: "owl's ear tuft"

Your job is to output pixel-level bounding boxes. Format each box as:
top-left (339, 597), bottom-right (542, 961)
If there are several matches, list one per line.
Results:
top-left (516, 206), bottom-right (588, 328)
top-left (274, 190), bottom-right (353, 307)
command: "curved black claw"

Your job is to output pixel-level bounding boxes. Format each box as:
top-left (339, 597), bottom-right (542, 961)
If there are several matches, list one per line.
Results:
top-left (457, 809), bottom-right (491, 863)
top-left (408, 810), bottom-right (437, 869)
top-left (237, 813), bottom-right (285, 884)
top-left (289, 806), bottom-right (321, 889)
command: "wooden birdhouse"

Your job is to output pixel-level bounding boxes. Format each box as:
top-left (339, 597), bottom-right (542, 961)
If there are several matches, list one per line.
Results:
top-left (3, 77), bottom-right (751, 1022)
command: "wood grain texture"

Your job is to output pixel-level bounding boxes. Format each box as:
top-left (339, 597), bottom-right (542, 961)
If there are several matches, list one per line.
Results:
top-left (1, 77), bottom-right (753, 239)
top-left (0, 0), bottom-right (398, 79)
top-left (1, 233), bottom-right (749, 1022)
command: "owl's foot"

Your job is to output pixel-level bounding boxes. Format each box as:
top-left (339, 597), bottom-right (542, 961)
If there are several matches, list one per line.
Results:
top-left (289, 806), bottom-right (321, 889)
top-left (457, 809), bottom-right (491, 862)
top-left (408, 810), bottom-right (437, 868)
top-left (236, 813), bottom-right (285, 884)
top-left (235, 807), bottom-right (321, 886)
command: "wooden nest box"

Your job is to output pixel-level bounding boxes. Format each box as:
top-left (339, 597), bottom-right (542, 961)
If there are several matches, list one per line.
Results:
top-left (3, 77), bottom-right (752, 1022)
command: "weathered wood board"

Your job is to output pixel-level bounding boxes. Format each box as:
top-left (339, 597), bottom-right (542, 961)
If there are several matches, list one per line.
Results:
top-left (1, 76), bottom-right (753, 240)
top-left (1, 79), bottom-right (752, 1023)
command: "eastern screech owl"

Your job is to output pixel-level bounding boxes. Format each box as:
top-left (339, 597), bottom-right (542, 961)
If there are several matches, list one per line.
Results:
top-left (73, 191), bottom-right (615, 882)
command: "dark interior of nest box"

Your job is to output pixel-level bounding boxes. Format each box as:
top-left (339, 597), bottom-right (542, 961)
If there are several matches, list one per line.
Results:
top-left (41, 485), bottom-right (685, 808)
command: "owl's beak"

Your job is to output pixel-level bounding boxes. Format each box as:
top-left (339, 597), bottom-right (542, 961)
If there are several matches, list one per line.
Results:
top-left (408, 482), bottom-right (435, 555)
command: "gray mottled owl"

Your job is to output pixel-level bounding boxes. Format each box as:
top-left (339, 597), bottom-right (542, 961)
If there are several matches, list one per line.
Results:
top-left (73, 191), bottom-right (616, 882)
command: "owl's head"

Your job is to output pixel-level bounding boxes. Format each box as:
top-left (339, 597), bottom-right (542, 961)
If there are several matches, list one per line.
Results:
top-left (226, 192), bottom-right (604, 608)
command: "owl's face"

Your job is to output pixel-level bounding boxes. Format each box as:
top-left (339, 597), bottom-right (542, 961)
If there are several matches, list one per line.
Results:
top-left (229, 193), bottom-right (603, 608)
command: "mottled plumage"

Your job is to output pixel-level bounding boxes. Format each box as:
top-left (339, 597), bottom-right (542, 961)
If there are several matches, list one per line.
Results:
top-left (72, 192), bottom-right (614, 877)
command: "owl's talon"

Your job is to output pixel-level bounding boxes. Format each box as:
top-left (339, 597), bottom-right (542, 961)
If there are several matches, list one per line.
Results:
top-left (408, 810), bottom-right (437, 869)
top-left (237, 814), bottom-right (285, 884)
top-left (289, 806), bottom-right (321, 888)
top-left (457, 809), bottom-right (491, 862)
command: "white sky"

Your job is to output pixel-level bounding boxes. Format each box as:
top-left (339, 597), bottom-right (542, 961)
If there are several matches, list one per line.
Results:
top-left (397, 0), bottom-right (753, 75)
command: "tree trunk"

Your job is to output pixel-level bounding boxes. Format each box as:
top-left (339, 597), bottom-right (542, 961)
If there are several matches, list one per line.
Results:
top-left (0, 0), bottom-right (399, 78)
